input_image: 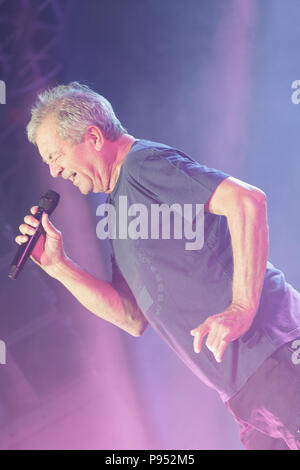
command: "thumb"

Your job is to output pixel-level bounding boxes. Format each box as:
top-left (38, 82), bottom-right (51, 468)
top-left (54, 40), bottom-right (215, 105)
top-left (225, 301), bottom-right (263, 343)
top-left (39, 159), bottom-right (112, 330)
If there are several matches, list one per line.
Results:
top-left (41, 212), bottom-right (60, 239)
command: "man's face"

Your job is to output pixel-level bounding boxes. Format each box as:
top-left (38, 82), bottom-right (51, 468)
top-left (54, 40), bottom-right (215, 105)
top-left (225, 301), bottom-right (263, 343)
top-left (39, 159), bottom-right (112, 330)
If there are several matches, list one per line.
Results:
top-left (35, 117), bottom-right (105, 195)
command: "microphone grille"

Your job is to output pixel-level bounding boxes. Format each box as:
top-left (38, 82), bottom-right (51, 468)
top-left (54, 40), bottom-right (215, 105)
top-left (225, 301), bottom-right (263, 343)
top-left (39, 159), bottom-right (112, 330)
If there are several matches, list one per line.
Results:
top-left (38, 190), bottom-right (60, 215)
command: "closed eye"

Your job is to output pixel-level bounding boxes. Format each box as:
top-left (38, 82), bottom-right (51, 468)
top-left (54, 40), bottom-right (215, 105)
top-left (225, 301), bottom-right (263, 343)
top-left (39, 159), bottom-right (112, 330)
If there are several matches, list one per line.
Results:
top-left (44, 153), bottom-right (63, 165)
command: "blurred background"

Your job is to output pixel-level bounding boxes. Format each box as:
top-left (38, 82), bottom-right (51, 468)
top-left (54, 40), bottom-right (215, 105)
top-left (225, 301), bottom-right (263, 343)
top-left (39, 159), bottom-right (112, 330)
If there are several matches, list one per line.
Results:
top-left (0, 0), bottom-right (299, 450)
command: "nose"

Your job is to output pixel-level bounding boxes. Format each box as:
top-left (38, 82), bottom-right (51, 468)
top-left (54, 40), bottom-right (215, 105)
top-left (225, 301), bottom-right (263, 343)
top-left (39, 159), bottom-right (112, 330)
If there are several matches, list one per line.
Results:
top-left (49, 161), bottom-right (63, 178)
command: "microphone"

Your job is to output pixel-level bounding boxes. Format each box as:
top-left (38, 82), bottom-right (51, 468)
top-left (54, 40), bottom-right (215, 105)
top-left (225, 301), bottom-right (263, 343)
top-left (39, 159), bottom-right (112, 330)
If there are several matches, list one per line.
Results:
top-left (8, 190), bottom-right (60, 280)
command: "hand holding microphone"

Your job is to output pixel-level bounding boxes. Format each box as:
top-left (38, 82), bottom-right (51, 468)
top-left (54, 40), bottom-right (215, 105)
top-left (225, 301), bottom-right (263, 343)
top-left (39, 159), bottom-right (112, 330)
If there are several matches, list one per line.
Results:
top-left (9, 190), bottom-right (65, 279)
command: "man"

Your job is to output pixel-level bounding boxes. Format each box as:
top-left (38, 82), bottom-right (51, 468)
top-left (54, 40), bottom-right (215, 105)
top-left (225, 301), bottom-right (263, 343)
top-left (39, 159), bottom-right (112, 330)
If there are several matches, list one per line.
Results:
top-left (17, 82), bottom-right (300, 449)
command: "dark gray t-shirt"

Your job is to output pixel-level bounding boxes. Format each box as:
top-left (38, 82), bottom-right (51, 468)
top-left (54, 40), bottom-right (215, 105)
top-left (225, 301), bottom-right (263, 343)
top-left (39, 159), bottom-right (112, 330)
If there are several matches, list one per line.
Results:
top-left (105, 139), bottom-right (300, 402)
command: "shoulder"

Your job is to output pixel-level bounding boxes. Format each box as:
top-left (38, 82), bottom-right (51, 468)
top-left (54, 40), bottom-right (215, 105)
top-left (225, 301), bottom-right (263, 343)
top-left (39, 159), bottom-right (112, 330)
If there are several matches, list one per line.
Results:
top-left (122, 139), bottom-right (176, 182)
top-left (124, 139), bottom-right (173, 166)
top-left (123, 139), bottom-right (197, 176)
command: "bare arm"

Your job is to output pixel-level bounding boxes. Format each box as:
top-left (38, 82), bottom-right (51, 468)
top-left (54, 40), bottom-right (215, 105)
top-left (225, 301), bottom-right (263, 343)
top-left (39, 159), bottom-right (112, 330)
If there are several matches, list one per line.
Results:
top-left (205, 176), bottom-right (269, 311)
top-left (16, 207), bottom-right (148, 337)
top-left (191, 176), bottom-right (269, 362)
top-left (51, 257), bottom-right (148, 336)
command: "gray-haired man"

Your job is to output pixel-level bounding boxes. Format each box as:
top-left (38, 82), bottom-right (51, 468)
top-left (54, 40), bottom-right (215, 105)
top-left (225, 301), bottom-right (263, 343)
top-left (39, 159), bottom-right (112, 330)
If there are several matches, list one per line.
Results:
top-left (17, 82), bottom-right (300, 449)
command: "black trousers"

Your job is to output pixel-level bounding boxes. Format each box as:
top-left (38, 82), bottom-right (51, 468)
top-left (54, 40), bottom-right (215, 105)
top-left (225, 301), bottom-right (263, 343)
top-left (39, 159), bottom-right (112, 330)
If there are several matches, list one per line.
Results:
top-left (225, 339), bottom-right (300, 450)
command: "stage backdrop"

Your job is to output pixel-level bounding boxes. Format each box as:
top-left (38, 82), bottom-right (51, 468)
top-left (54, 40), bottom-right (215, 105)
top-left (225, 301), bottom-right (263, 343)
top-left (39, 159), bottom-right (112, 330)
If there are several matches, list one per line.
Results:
top-left (0, 0), bottom-right (299, 450)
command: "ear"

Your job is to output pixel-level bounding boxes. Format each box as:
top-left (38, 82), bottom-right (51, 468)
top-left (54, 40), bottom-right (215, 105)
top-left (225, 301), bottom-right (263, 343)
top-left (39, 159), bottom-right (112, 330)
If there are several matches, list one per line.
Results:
top-left (85, 125), bottom-right (104, 151)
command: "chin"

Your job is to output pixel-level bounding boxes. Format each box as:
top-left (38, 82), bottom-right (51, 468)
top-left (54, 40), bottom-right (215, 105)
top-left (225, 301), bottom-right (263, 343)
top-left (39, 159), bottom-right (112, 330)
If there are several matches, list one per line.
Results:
top-left (80, 187), bottom-right (91, 195)
top-left (76, 181), bottom-right (92, 195)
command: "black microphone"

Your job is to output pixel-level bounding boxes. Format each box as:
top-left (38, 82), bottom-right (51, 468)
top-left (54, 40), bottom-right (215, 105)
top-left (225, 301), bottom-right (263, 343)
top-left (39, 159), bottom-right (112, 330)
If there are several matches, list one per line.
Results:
top-left (8, 190), bottom-right (60, 280)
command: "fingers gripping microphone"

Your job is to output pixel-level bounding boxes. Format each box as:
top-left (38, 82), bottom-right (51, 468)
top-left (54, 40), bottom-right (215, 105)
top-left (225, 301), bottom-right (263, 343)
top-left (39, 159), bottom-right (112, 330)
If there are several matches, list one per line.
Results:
top-left (8, 190), bottom-right (60, 280)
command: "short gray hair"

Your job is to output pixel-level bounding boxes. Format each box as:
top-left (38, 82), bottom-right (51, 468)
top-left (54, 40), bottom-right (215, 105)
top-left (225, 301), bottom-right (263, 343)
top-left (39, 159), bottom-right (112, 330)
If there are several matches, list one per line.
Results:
top-left (26, 81), bottom-right (127, 144)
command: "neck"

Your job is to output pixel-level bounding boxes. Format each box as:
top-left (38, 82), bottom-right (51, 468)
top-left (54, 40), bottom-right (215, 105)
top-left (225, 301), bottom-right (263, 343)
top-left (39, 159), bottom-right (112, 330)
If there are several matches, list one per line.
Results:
top-left (106, 134), bottom-right (136, 193)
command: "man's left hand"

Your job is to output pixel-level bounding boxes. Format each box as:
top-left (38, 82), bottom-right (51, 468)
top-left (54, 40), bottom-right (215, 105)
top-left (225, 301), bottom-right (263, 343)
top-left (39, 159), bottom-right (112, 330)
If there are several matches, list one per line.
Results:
top-left (190, 304), bottom-right (256, 363)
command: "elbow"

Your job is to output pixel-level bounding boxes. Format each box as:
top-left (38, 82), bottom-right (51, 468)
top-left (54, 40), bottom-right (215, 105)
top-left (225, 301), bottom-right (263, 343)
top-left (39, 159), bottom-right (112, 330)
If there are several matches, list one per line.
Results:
top-left (240, 187), bottom-right (267, 214)
top-left (239, 190), bottom-right (269, 244)
top-left (251, 188), bottom-right (267, 205)
top-left (226, 188), bottom-right (268, 231)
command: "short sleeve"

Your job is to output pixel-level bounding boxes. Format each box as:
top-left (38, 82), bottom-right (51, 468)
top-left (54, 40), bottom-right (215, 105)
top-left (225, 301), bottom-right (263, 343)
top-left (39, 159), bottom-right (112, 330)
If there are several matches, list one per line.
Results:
top-left (125, 146), bottom-right (230, 206)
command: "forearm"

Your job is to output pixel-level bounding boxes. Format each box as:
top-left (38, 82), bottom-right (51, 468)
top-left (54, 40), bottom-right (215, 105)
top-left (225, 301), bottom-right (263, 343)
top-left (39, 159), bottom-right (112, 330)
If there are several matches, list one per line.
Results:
top-left (227, 194), bottom-right (269, 313)
top-left (49, 257), bottom-right (147, 336)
